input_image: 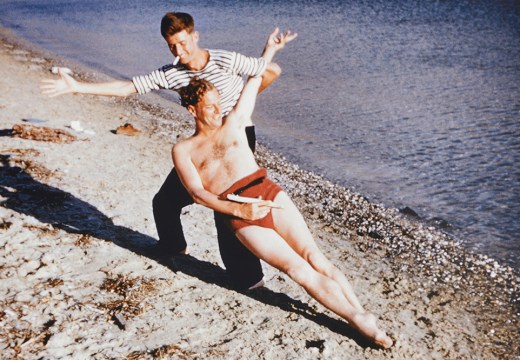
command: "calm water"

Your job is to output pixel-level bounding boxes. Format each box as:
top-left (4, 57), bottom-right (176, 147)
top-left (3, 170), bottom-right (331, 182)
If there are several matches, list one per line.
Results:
top-left (2, 0), bottom-right (519, 267)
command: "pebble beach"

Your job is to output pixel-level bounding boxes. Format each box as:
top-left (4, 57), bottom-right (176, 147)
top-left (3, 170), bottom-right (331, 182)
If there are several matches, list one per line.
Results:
top-left (0, 27), bottom-right (519, 359)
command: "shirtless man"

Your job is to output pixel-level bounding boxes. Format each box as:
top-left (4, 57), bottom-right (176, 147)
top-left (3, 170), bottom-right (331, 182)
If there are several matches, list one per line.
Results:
top-left (41, 12), bottom-right (285, 289)
top-left (173, 31), bottom-right (394, 349)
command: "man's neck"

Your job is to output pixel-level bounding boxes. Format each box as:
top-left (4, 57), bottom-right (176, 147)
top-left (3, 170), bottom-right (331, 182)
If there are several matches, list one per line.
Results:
top-left (185, 49), bottom-right (210, 71)
top-left (195, 126), bottom-right (220, 139)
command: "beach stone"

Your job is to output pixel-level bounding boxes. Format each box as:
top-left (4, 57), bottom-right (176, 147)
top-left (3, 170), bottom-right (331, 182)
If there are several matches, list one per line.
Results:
top-left (30, 57), bottom-right (46, 64)
top-left (14, 289), bottom-right (35, 303)
top-left (4, 307), bottom-right (19, 319)
top-left (33, 264), bottom-right (59, 279)
top-left (22, 248), bottom-right (44, 261)
top-left (41, 252), bottom-right (58, 264)
top-left (17, 259), bottom-right (41, 277)
top-left (45, 331), bottom-right (75, 349)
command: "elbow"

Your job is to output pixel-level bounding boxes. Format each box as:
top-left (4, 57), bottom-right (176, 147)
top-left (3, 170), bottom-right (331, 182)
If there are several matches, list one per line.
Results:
top-left (118, 82), bottom-right (138, 97)
top-left (123, 87), bottom-right (137, 97)
top-left (266, 62), bottom-right (282, 79)
top-left (190, 189), bottom-right (207, 206)
top-left (258, 63), bottom-right (282, 93)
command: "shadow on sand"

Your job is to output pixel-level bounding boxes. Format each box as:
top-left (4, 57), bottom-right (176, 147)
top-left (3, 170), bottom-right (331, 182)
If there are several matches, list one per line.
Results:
top-left (0, 151), bottom-right (372, 348)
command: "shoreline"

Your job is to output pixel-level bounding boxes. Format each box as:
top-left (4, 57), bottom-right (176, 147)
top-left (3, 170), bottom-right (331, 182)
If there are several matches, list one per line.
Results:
top-left (0, 26), bottom-right (518, 359)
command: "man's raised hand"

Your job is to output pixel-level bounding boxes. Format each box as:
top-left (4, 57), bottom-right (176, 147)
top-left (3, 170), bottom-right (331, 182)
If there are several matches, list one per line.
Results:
top-left (266, 27), bottom-right (298, 52)
top-left (261, 27), bottom-right (297, 63)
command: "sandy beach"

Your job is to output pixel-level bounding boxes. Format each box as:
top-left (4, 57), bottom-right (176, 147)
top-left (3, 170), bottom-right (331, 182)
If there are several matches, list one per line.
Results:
top-left (0, 27), bottom-right (518, 359)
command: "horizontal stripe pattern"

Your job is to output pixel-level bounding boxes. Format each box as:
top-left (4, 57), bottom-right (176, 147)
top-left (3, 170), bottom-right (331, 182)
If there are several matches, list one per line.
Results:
top-left (132, 49), bottom-right (267, 116)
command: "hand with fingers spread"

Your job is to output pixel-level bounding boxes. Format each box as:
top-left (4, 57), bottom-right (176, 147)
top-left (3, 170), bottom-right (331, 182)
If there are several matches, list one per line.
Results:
top-left (262, 27), bottom-right (298, 62)
top-left (40, 67), bottom-right (136, 98)
top-left (266, 27), bottom-right (298, 52)
top-left (40, 68), bottom-right (78, 97)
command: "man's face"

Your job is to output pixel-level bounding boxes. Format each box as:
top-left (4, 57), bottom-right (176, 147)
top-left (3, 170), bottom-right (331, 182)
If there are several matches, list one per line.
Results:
top-left (165, 30), bottom-right (199, 65)
top-left (192, 89), bottom-right (222, 128)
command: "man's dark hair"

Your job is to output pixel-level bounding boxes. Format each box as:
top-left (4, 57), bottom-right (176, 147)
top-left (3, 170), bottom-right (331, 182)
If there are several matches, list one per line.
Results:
top-left (161, 12), bottom-right (195, 38)
top-left (178, 78), bottom-right (216, 108)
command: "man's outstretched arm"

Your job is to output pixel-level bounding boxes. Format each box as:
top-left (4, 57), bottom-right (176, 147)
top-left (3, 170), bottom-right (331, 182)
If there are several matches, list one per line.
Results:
top-left (40, 68), bottom-right (137, 98)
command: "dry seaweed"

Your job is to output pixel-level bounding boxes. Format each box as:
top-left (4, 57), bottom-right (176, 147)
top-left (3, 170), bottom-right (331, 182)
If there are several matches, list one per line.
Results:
top-left (74, 234), bottom-right (93, 248)
top-left (96, 274), bottom-right (156, 320)
top-left (44, 278), bottom-right (64, 287)
top-left (0, 148), bottom-right (41, 156)
top-left (0, 301), bottom-right (54, 358)
top-left (126, 344), bottom-right (196, 360)
top-left (15, 159), bottom-right (57, 180)
top-left (0, 220), bottom-right (13, 232)
top-left (101, 274), bottom-right (138, 297)
top-left (1, 149), bottom-right (59, 181)
top-left (24, 223), bottom-right (59, 236)
top-left (97, 298), bottom-right (143, 318)
top-left (12, 124), bottom-right (77, 143)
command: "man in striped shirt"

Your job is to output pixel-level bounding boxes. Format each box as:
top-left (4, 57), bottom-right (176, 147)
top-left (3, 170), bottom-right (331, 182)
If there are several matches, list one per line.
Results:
top-left (41, 12), bottom-right (289, 289)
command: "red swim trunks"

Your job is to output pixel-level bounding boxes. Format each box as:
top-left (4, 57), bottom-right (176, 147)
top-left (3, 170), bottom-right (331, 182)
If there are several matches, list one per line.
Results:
top-left (218, 168), bottom-right (283, 231)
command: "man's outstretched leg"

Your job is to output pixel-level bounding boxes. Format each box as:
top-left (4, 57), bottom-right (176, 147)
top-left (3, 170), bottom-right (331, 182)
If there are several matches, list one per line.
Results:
top-left (236, 225), bottom-right (393, 349)
top-left (214, 212), bottom-right (264, 289)
top-left (153, 168), bottom-right (194, 254)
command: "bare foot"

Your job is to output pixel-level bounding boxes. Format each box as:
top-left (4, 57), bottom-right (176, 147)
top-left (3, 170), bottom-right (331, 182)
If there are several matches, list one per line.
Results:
top-left (351, 313), bottom-right (393, 349)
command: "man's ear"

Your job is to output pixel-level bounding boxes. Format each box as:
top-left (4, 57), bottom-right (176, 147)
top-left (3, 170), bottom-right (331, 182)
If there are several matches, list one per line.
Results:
top-left (192, 31), bottom-right (199, 44)
top-left (187, 104), bottom-right (197, 117)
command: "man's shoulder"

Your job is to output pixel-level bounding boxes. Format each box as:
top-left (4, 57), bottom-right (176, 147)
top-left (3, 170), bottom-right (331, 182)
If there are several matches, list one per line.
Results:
top-left (208, 49), bottom-right (236, 65)
top-left (173, 137), bottom-right (192, 157)
top-left (208, 48), bottom-right (234, 56)
top-left (176, 133), bottom-right (204, 148)
top-left (222, 110), bottom-right (244, 128)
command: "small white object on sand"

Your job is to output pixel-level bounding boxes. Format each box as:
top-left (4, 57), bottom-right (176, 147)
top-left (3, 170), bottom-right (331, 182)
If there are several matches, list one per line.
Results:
top-left (70, 121), bottom-right (84, 132)
top-left (51, 66), bottom-right (73, 75)
top-left (69, 121), bottom-right (95, 135)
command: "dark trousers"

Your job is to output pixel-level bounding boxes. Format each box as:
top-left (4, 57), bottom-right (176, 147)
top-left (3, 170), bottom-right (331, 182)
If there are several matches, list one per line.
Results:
top-left (152, 126), bottom-right (263, 289)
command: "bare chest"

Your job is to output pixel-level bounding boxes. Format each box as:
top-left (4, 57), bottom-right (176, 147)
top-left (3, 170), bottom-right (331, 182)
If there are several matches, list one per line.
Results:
top-left (188, 125), bottom-right (258, 193)
top-left (193, 136), bottom-right (242, 183)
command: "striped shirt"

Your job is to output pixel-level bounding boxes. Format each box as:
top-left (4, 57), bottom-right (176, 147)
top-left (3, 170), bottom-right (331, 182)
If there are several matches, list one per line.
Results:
top-left (132, 49), bottom-right (267, 116)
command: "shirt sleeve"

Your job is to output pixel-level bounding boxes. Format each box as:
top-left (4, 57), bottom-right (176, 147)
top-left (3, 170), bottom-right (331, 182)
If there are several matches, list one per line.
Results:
top-left (230, 52), bottom-right (267, 77)
top-left (132, 64), bottom-right (188, 94)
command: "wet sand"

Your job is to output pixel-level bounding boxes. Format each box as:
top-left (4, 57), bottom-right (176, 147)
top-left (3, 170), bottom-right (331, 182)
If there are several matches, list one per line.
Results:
top-left (0, 27), bottom-right (518, 359)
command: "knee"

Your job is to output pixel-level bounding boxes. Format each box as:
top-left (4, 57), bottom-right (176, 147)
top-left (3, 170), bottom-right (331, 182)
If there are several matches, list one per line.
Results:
top-left (287, 263), bottom-right (341, 296)
top-left (152, 192), bottom-right (165, 211)
top-left (285, 262), bottom-right (317, 287)
top-left (307, 252), bottom-right (336, 277)
top-left (152, 190), bottom-right (182, 214)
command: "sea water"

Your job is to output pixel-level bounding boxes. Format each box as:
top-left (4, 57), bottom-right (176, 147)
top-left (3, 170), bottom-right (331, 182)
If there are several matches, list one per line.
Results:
top-left (2, 0), bottom-right (519, 267)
